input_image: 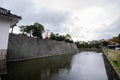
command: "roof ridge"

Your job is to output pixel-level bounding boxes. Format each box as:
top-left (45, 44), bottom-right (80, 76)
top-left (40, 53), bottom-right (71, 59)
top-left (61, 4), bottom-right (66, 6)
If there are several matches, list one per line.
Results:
top-left (0, 7), bottom-right (21, 19)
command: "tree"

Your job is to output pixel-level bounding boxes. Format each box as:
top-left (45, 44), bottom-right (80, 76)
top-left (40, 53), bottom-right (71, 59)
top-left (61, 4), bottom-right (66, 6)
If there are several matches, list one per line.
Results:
top-left (65, 34), bottom-right (71, 40)
top-left (19, 22), bottom-right (45, 38)
top-left (19, 25), bottom-right (27, 35)
top-left (32, 23), bottom-right (45, 38)
top-left (50, 32), bottom-right (56, 40)
top-left (64, 34), bottom-right (73, 43)
top-left (101, 40), bottom-right (110, 46)
top-left (118, 34), bottom-right (120, 44)
top-left (49, 33), bottom-right (73, 43)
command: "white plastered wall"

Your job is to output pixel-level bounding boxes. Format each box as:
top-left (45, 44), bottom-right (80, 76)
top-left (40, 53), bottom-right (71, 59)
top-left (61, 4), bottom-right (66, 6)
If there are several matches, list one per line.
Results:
top-left (0, 16), bottom-right (10, 50)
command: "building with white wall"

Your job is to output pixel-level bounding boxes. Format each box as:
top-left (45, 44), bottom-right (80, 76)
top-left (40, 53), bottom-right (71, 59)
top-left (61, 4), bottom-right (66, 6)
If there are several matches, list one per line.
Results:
top-left (0, 7), bottom-right (21, 75)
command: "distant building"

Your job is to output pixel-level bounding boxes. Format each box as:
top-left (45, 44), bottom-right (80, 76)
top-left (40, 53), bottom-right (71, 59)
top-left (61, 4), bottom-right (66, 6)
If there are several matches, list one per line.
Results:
top-left (108, 45), bottom-right (116, 49)
top-left (108, 44), bottom-right (120, 50)
top-left (115, 44), bottom-right (120, 50)
top-left (0, 7), bottom-right (21, 75)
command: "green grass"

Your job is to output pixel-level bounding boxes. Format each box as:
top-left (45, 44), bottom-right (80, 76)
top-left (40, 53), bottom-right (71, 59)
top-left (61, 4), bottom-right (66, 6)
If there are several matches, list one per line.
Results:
top-left (110, 57), bottom-right (120, 74)
top-left (103, 49), bottom-right (120, 76)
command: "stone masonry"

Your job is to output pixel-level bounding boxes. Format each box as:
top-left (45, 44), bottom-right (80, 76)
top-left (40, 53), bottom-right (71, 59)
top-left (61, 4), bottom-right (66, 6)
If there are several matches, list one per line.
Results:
top-left (7, 33), bottom-right (79, 61)
top-left (0, 49), bottom-right (7, 75)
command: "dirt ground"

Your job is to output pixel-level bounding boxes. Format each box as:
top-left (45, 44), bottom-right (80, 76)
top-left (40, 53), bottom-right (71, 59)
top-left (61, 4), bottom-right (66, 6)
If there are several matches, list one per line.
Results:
top-left (104, 49), bottom-right (120, 60)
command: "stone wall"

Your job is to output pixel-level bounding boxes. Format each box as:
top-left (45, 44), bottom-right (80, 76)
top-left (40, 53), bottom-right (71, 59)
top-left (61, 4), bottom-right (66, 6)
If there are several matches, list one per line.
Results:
top-left (7, 34), bottom-right (79, 61)
top-left (102, 51), bottom-right (120, 80)
top-left (0, 49), bottom-right (7, 75)
top-left (80, 48), bottom-right (102, 52)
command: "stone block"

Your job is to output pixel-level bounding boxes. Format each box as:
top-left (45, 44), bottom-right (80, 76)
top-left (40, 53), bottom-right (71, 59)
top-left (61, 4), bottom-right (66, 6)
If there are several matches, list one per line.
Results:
top-left (0, 49), bottom-right (7, 75)
top-left (0, 49), bottom-right (7, 56)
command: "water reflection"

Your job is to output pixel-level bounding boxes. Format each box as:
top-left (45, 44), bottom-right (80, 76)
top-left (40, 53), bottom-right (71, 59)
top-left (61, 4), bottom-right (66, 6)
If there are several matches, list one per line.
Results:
top-left (70, 52), bottom-right (108, 80)
top-left (3, 54), bottom-right (73, 80)
top-left (2, 52), bottom-right (108, 80)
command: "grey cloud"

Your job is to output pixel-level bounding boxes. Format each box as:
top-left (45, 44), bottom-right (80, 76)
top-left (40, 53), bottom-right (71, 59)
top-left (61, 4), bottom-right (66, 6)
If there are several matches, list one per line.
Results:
top-left (106, 17), bottom-right (120, 36)
top-left (1, 0), bottom-right (120, 41)
top-left (20, 8), bottom-right (71, 33)
top-left (0, 0), bottom-right (33, 15)
top-left (1, 0), bottom-right (78, 34)
top-left (95, 17), bottom-right (120, 40)
top-left (58, 0), bottom-right (120, 11)
top-left (0, 0), bottom-right (72, 34)
top-left (30, 8), bottom-right (70, 26)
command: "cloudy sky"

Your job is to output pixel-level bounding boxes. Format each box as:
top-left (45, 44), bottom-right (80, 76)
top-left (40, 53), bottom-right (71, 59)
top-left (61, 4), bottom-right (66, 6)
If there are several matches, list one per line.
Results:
top-left (0, 0), bottom-right (120, 41)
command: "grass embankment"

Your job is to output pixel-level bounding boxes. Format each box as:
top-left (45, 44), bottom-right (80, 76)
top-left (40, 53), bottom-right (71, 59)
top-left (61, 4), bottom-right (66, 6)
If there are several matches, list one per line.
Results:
top-left (103, 49), bottom-right (120, 76)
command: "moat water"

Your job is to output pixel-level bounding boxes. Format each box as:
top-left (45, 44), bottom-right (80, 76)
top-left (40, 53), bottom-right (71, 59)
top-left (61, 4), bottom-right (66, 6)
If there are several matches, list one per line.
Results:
top-left (2, 51), bottom-right (108, 80)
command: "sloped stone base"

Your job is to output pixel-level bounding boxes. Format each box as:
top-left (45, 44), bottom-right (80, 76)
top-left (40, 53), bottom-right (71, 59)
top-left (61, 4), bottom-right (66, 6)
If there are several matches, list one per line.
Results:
top-left (0, 49), bottom-right (7, 75)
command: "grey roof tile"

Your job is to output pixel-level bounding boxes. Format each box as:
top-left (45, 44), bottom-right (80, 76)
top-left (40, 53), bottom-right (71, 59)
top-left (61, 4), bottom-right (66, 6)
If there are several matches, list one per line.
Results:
top-left (0, 7), bottom-right (21, 19)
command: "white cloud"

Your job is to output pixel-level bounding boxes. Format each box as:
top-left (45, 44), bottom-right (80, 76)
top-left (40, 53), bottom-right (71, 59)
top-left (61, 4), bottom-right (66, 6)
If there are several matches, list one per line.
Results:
top-left (1, 0), bottom-right (120, 41)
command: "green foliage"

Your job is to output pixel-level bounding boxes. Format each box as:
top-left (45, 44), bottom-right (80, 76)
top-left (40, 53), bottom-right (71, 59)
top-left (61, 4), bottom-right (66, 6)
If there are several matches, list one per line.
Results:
top-left (65, 34), bottom-right (71, 40)
top-left (118, 34), bottom-right (120, 44)
top-left (64, 39), bottom-right (73, 43)
top-left (101, 40), bottom-right (110, 46)
top-left (75, 40), bottom-right (101, 49)
top-left (19, 22), bottom-right (44, 38)
top-left (104, 49), bottom-right (120, 75)
top-left (108, 33), bottom-right (120, 44)
top-left (50, 33), bottom-right (73, 43)
top-left (50, 32), bottom-right (56, 40)
top-left (32, 23), bottom-right (44, 38)
top-left (19, 25), bottom-right (27, 35)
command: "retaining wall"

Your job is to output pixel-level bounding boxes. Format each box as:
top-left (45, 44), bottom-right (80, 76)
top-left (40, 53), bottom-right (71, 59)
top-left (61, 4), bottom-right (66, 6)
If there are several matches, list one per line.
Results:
top-left (79, 48), bottom-right (102, 52)
top-left (103, 51), bottom-right (120, 80)
top-left (7, 34), bottom-right (79, 61)
top-left (0, 49), bottom-right (7, 75)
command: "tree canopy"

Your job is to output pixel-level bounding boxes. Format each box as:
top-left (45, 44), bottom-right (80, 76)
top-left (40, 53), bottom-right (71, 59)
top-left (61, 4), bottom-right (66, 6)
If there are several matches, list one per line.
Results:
top-left (49, 32), bottom-right (73, 43)
top-left (118, 34), bottom-right (120, 44)
top-left (107, 33), bottom-right (120, 44)
top-left (75, 40), bottom-right (101, 49)
top-left (19, 22), bottom-right (44, 38)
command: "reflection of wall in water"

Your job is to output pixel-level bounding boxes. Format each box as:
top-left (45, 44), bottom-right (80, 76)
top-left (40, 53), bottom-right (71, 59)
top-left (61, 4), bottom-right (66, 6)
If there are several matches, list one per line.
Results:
top-left (2, 54), bottom-right (74, 80)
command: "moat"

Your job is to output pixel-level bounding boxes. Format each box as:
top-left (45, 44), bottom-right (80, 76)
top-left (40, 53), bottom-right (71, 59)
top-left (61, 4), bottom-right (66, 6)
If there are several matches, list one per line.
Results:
top-left (1, 51), bottom-right (108, 80)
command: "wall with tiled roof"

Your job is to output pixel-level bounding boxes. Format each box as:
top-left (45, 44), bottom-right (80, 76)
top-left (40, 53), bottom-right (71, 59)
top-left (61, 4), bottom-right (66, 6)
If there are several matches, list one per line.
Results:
top-left (0, 7), bottom-right (21, 19)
